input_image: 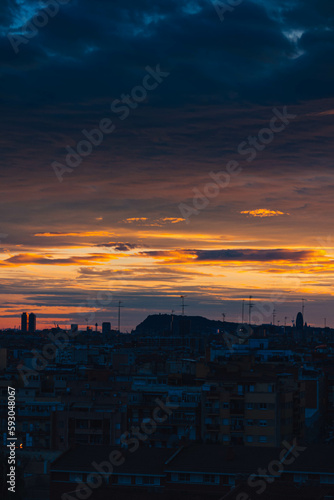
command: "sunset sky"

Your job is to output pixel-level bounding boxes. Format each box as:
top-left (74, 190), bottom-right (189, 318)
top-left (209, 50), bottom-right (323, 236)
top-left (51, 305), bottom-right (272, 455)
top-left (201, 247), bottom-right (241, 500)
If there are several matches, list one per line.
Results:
top-left (1, 0), bottom-right (334, 330)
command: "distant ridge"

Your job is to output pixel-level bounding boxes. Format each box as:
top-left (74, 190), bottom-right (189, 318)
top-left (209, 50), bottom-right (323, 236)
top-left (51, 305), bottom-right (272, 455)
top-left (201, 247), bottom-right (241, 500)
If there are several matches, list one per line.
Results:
top-left (134, 314), bottom-right (239, 336)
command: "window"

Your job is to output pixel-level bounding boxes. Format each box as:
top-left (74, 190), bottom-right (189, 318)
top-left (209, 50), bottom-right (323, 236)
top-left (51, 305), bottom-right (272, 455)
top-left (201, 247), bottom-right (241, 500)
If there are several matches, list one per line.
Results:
top-left (320, 475), bottom-right (334, 484)
top-left (246, 436), bottom-right (253, 443)
top-left (294, 473), bottom-right (307, 483)
top-left (190, 474), bottom-right (203, 483)
top-left (117, 475), bottom-right (132, 484)
top-left (222, 418), bottom-right (229, 425)
top-left (237, 385), bottom-right (243, 395)
top-left (70, 473), bottom-right (83, 482)
top-left (204, 474), bottom-right (218, 484)
top-left (222, 403), bottom-right (229, 409)
top-left (246, 385), bottom-right (255, 392)
top-left (88, 475), bottom-right (101, 486)
top-left (76, 419), bottom-right (88, 429)
top-left (246, 419), bottom-right (253, 426)
top-left (259, 436), bottom-right (267, 442)
top-left (136, 476), bottom-right (160, 485)
top-left (259, 420), bottom-right (267, 426)
top-left (90, 435), bottom-right (102, 444)
top-left (222, 435), bottom-right (229, 442)
top-left (247, 403), bottom-right (253, 410)
top-left (259, 403), bottom-right (267, 410)
top-left (179, 473), bottom-right (190, 482)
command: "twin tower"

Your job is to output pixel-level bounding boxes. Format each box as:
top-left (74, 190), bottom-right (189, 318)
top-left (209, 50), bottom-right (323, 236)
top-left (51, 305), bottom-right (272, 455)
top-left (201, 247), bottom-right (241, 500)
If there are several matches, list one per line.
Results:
top-left (21, 312), bottom-right (36, 333)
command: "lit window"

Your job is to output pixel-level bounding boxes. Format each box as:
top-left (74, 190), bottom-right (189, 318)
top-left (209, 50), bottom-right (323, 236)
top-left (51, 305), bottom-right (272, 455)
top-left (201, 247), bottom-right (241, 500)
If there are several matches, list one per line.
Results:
top-left (69, 473), bottom-right (83, 482)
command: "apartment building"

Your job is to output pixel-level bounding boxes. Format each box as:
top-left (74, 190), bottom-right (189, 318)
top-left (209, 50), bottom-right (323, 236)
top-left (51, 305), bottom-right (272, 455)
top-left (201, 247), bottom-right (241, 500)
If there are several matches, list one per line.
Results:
top-left (201, 373), bottom-right (305, 447)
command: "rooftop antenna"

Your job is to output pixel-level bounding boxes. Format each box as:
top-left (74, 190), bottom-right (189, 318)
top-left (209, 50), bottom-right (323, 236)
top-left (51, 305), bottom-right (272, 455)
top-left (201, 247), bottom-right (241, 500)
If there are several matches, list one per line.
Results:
top-left (222, 313), bottom-right (226, 325)
top-left (242, 299), bottom-right (245, 324)
top-left (302, 298), bottom-right (305, 317)
top-left (180, 295), bottom-right (188, 316)
top-left (248, 296), bottom-right (253, 326)
top-left (272, 309), bottom-right (276, 326)
top-left (171, 310), bottom-right (175, 333)
top-left (117, 301), bottom-right (124, 334)
top-left (95, 322), bottom-right (98, 332)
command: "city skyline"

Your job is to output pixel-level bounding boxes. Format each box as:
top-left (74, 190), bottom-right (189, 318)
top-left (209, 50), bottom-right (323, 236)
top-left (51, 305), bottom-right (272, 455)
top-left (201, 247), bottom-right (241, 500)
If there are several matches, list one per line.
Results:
top-left (0, 304), bottom-right (330, 332)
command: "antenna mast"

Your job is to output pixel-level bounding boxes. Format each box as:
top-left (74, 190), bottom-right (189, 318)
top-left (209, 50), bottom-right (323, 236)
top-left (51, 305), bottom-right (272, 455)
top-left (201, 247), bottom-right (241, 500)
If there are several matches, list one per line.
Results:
top-left (117, 301), bottom-right (123, 334)
top-left (180, 295), bottom-right (187, 316)
top-left (248, 296), bottom-right (253, 325)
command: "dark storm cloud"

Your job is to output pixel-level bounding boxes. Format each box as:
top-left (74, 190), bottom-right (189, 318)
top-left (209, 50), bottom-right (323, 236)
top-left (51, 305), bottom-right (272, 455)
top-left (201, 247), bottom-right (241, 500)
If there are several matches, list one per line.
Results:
top-left (193, 248), bottom-right (317, 262)
top-left (0, 0), bottom-right (333, 107)
top-left (140, 248), bottom-right (317, 262)
top-left (95, 242), bottom-right (141, 251)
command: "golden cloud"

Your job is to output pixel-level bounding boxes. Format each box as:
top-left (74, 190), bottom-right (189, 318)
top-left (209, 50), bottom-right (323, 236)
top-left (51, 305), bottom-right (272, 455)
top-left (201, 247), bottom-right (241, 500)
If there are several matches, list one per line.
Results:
top-left (240, 209), bottom-right (288, 218)
top-left (34, 231), bottom-right (114, 237)
top-left (0, 252), bottom-right (120, 267)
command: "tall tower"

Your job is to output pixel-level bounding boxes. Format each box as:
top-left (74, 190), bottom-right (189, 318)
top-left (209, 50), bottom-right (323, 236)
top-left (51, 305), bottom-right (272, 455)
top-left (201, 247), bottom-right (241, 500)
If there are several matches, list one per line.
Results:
top-left (21, 312), bottom-right (27, 333)
top-left (295, 312), bottom-right (304, 341)
top-left (28, 313), bottom-right (36, 333)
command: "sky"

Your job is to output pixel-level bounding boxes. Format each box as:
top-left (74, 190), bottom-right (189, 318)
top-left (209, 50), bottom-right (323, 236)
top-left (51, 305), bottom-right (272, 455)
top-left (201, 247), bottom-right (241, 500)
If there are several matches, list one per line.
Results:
top-left (0, 0), bottom-right (334, 330)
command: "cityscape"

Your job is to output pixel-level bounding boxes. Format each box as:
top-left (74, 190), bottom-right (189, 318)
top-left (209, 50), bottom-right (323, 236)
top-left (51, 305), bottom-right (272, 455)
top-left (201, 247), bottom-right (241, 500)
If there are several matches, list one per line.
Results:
top-left (0, 308), bottom-right (334, 498)
top-left (1, 0), bottom-right (334, 498)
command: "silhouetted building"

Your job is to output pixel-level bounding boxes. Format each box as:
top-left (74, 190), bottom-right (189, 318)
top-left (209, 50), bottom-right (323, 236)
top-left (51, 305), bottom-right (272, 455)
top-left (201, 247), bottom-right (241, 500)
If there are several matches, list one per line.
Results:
top-left (21, 312), bottom-right (27, 332)
top-left (71, 324), bottom-right (78, 333)
top-left (296, 312), bottom-right (303, 330)
top-left (28, 313), bottom-right (36, 333)
top-left (102, 322), bottom-right (111, 334)
top-left (296, 312), bottom-right (304, 341)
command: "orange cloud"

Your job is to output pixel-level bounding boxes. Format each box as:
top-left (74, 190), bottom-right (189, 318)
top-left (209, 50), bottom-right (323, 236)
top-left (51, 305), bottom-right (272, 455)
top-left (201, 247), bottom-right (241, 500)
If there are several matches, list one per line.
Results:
top-left (160, 218), bottom-right (185, 224)
top-left (240, 209), bottom-right (288, 218)
top-left (34, 231), bottom-right (114, 237)
top-left (123, 218), bottom-right (148, 223)
top-left (0, 252), bottom-right (119, 267)
top-left (140, 248), bottom-right (324, 265)
top-left (122, 217), bottom-right (185, 226)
